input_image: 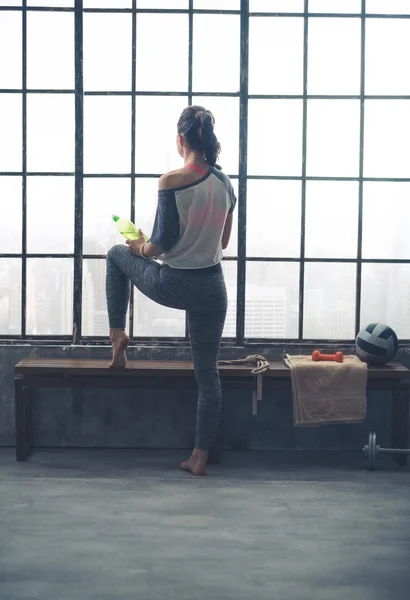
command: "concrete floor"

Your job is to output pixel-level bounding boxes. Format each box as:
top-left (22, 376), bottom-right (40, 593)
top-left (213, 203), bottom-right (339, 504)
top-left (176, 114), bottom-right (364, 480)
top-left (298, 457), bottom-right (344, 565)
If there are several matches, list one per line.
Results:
top-left (1, 449), bottom-right (409, 600)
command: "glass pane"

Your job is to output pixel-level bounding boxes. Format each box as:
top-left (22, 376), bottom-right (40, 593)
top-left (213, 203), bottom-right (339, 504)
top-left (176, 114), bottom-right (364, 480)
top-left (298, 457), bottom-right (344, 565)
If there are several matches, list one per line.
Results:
top-left (364, 269), bottom-right (409, 344)
top-left (366, 20), bottom-right (410, 95)
top-left (250, 0), bottom-right (303, 11)
top-left (27, 1), bottom-right (74, 5)
top-left (83, 258), bottom-right (129, 337)
top-left (195, 0), bottom-right (238, 7)
top-left (27, 13), bottom-right (74, 89)
top-left (304, 263), bottom-right (356, 340)
top-left (222, 260), bottom-right (237, 338)
top-left (309, 0), bottom-right (361, 12)
top-left (366, 1), bottom-right (410, 14)
top-left (26, 258), bottom-right (73, 335)
top-left (84, 96), bottom-right (131, 173)
top-left (0, 1), bottom-right (21, 6)
top-left (0, 177), bottom-right (21, 253)
top-left (246, 180), bottom-right (301, 257)
top-left (248, 100), bottom-right (303, 176)
top-left (223, 179), bottom-right (238, 258)
top-left (308, 18), bottom-right (360, 94)
top-left (135, 96), bottom-right (188, 173)
top-left (194, 97), bottom-right (239, 175)
top-left (245, 262), bottom-right (299, 339)
top-left (361, 264), bottom-right (410, 339)
top-left (249, 17), bottom-right (303, 95)
top-left (363, 100), bottom-right (410, 178)
top-left (83, 178), bottom-right (131, 255)
top-left (306, 100), bottom-right (360, 177)
top-left (193, 15), bottom-right (240, 93)
top-left (27, 177), bottom-right (74, 253)
top-left (0, 259), bottom-right (21, 335)
top-left (134, 289), bottom-right (185, 338)
top-left (27, 94), bottom-right (74, 172)
top-left (83, 14), bottom-right (132, 92)
top-left (137, 0), bottom-right (187, 7)
top-left (362, 182), bottom-right (410, 259)
top-left (0, 12), bottom-right (22, 89)
top-left (0, 94), bottom-right (22, 172)
top-left (305, 181), bottom-right (359, 259)
top-left (136, 15), bottom-right (188, 92)
top-left (83, 0), bottom-right (130, 6)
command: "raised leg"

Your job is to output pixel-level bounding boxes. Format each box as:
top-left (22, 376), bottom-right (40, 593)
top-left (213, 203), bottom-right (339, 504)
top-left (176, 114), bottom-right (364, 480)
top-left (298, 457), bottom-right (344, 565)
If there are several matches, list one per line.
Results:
top-left (15, 379), bottom-right (33, 462)
top-left (391, 386), bottom-right (409, 467)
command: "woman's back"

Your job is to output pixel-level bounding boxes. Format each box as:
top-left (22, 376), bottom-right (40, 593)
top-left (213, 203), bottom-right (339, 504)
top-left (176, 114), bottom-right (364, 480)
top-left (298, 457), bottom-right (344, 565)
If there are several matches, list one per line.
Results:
top-left (150, 165), bottom-right (236, 269)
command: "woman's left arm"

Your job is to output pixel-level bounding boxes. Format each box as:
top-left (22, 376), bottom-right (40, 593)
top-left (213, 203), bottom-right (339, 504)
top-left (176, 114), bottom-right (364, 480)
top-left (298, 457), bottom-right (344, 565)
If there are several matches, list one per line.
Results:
top-left (125, 192), bottom-right (179, 258)
top-left (126, 173), bottom-right (181, 259)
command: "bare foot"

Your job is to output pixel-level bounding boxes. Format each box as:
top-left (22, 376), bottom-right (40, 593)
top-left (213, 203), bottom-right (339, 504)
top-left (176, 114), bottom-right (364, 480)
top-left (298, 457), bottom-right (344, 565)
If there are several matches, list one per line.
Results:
top-left (179, 449), bottom-right (208, 476)
top-left (109, 329), bottom-right (130, 368)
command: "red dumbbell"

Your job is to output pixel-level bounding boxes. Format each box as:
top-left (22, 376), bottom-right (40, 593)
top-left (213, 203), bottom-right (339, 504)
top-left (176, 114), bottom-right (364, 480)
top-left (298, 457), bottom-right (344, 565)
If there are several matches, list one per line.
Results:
top-left (312, 350), bottom-right (344, 363)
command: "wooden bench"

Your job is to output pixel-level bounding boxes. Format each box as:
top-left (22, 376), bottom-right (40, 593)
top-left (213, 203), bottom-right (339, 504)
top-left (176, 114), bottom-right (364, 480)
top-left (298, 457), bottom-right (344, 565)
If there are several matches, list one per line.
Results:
top-left (14, 358), bottom-right (410, 466)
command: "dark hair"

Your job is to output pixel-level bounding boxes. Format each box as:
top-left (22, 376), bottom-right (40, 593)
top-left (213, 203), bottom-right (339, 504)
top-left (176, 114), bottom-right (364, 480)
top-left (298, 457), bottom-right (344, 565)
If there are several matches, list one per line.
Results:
top-left (177, 105), bottom-right (222, 169)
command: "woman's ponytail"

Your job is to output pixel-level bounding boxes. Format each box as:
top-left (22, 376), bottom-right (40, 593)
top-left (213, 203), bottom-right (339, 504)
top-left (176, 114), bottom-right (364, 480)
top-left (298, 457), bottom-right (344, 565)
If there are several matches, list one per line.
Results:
top-left (196, 110), bottom-right (222, 170)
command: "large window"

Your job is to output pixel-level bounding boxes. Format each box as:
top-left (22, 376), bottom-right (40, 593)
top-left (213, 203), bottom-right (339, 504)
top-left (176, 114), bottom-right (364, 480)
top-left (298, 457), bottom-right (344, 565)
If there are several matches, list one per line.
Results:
top-left (1, 0), bottom-right (410, 344)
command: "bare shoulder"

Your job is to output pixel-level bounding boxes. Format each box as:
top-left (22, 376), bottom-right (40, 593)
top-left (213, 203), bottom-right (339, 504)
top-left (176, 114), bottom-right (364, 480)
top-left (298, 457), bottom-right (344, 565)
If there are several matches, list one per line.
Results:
top-left (158, 166), bottom-right (204, 191)
top-left (158, 169), bottom-right (186, 191)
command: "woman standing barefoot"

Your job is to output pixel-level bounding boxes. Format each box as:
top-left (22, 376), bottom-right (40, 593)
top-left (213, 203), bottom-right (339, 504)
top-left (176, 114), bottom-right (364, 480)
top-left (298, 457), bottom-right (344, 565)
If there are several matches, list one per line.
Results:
top-left (106, 106), bottom-right (236, 476)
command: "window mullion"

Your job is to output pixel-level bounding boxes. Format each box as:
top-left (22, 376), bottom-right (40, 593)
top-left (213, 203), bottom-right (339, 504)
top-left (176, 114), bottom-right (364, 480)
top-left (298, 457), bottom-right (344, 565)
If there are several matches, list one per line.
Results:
top-left (298, 0), bottom-right (309, 342)
top-left (237, 0), bottom-right (249, 346)
top-left (73, 0), bottom-right (84, 344)
top-left (21, 0), bottom-right (27, 338)
top-left (355, 0), bottom-right (366, 336)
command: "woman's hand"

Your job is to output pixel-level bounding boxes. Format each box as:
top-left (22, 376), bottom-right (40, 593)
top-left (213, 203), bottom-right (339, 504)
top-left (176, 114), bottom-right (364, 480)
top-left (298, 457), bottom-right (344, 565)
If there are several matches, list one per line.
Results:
top-left (126, 230), bottom-right (147, 256)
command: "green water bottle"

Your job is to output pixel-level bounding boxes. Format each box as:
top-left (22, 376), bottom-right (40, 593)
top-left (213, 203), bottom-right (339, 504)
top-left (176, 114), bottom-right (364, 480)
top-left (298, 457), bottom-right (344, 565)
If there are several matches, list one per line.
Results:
top-left (112, 215), bottom-right (148, 241)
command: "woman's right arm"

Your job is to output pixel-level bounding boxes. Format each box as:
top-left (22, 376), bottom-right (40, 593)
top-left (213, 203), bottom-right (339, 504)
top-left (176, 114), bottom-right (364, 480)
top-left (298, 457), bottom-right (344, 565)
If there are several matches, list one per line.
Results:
top-left (222, 213), bottom-right (233, 250)
top-left (222, 178), bottom-right (236, 250)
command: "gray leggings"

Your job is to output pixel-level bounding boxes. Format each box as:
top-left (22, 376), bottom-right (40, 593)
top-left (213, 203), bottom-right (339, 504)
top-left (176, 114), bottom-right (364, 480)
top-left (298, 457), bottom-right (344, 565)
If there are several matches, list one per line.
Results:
top-left (106, 245), bottom-right (227, 451)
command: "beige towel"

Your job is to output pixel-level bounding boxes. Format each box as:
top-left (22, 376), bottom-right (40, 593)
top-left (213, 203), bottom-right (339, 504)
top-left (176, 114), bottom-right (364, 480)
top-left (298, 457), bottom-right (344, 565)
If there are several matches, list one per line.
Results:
top-left (284, 354), bottom-right (367, 427)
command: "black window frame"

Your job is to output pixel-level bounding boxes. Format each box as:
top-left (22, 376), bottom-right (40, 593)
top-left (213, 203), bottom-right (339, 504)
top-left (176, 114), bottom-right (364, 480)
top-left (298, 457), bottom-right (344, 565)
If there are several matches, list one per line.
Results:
top-left (1, 0), bottom-right (410, 346)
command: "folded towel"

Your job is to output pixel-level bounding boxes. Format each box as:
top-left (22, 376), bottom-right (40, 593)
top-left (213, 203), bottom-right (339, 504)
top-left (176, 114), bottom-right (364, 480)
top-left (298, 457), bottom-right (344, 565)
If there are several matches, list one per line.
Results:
top-left (284, 354), bottom-right (367, 427)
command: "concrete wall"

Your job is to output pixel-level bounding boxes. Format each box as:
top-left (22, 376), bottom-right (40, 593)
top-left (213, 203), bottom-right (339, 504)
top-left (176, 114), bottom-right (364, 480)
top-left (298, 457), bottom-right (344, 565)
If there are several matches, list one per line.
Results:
top-left (1, 344), bottom-right (409, 451)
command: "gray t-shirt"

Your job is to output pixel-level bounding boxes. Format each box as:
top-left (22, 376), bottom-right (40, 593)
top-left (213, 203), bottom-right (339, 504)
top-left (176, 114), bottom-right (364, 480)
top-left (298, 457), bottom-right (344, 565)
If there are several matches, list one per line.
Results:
top-left (150, 167), bottom-right (236, 269)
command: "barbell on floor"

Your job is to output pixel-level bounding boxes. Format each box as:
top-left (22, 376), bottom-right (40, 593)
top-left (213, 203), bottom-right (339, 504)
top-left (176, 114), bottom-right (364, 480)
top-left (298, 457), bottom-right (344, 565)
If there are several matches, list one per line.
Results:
top-left (362, 432), bottom-right (410, 470)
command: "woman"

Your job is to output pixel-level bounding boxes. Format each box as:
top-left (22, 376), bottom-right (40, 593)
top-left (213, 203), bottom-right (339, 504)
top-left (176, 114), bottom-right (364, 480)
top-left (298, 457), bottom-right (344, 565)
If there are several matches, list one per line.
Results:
top-left (106, 105), bottom-right (236, 476)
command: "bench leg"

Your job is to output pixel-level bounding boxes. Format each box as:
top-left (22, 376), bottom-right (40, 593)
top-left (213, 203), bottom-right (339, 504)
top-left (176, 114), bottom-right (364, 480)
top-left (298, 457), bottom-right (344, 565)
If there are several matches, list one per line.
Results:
top-left (207, 437), bottom-right (220, 465)
top-left (15, 379), bottom-right (33, 462)
top-left (391, 387), bottom-right (409, 467)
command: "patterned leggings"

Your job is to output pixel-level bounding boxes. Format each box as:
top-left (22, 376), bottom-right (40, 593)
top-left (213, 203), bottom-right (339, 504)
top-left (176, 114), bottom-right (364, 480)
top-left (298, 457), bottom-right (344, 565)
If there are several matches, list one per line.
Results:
top-left (106, 244), bottom-right (227, 451)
